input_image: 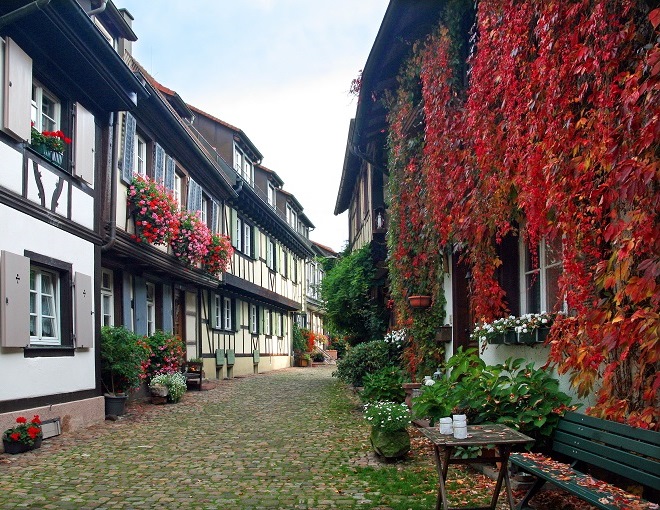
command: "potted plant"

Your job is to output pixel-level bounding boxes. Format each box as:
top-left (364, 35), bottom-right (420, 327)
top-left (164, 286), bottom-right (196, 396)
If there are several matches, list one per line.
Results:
top-left (364, 401), bottom-right (411, 459)
top-left (30, 125), bottom-right (71, 166)
top-left (149, 373), bottom-right (187, 403)
top-left (100, 326), bottom-right (150, 416)
top-left (2, 415), bottom-right (43, 454)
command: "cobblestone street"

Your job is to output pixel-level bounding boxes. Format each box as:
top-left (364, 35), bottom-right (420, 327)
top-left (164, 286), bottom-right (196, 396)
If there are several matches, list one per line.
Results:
top-left (0, 367), bottom-right (388, 509)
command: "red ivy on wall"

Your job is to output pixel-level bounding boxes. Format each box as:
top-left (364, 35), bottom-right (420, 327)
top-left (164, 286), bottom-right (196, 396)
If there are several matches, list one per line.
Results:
top-left (389, 1), bottom-right (659, 427)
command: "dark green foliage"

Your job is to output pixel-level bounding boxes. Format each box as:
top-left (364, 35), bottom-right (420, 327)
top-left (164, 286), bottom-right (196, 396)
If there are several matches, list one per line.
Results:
top-left (100, 326), bottom-right (150, 395)
top-left (327, 336), bottom-right (348, 358)
top-left (321, 243), bottom-right (387, 344)
top-left (361, 367), bottom-right (406, 404)
top-left (332, 340), bottom-right (394, 387)
top-left (413, 348), bottom-right (573, 442)
top-left (291, 323), bottom-right (306, 353)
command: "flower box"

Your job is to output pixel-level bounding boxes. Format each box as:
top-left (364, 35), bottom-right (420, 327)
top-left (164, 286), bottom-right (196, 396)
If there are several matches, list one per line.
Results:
top-left (536, 327), bottom-right (550, 343)
top-left (503, 330), bottom-right (518, 344)
top-left (517, 331), bottom-right (536, 344)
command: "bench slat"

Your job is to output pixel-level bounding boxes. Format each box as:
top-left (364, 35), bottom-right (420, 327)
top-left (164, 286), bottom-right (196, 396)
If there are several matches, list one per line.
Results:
top-left (557, 420), bottom-right (660, 459)
top-left (553, 441), bottom-right (660, 490)
top-left (553, 430), bottom-right (660, 478)
top-left (562, 412), bottom-right (660, 446)
top-left (510, 453), bottom-right (651, 510)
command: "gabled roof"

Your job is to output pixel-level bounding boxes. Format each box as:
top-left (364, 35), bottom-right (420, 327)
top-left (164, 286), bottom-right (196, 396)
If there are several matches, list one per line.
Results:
top-left (312, 241), bottom-right (338, 258)
top-left (256, 164), bottom-right (284, 187)
top-left (335, 0), bottom-right (444, 215)
top-left (187, 103), bottom-right (264, 163)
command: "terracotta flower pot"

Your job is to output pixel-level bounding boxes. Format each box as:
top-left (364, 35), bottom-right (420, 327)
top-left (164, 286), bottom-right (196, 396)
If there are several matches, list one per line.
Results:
top-left (408, 295), bottom-right (432, 308)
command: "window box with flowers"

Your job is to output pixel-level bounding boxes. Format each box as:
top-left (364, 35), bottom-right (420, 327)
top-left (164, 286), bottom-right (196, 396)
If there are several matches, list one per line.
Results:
top-left (2, 415), bottom-right (43, 454)
top-left (202, 233), bottom-right (234, 276)
top-left (30, 126), bottom-right (71, 167)
top-left (170, 211), bottom-right (211, 266)
top-left (471, 313), bottom-right (556, 346)
top-left (127, 175), bottom-right (180, 246)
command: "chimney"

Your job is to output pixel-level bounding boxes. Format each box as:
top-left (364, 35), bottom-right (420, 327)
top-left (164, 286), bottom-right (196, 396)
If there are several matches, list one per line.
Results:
top-left (117, 7), bottom-right (134, 56)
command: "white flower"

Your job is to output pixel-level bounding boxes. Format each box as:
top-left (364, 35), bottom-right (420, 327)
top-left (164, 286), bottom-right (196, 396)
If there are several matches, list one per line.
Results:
top-left (425, 379), bottom-right (435, 386)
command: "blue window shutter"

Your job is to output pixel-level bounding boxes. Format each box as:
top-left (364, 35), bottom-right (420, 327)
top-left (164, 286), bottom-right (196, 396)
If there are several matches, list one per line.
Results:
top-left (154, 143), bottom-right (165, 185)
top-left (165, 156), bottom-right (175, 193)
top-left (211, 200), bottom-right (220, 233)
top-left (133, 276), bottom-right (147, 336)
top-left (195, 181), bottom-right (203, 211)
top-left (187, 178), bottom-right (199, 212)
top-left (121, 113), bottom-right (136, 184)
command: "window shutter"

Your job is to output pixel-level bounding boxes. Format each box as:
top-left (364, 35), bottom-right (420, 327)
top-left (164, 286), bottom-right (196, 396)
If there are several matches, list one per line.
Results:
top-left (277, 245), bottom-right (283, 275)
top-left (253, 229), bottom-right (261, 259)
top-left (74, 103), bottom-right (95, 185)
top-left (74, 272), bottom-right (93, 348)
top-left (187, 178), bottom-right (202, 212)
top-left (4, 38), bottom-right (32, 142)
top-left (260, 307), bottom-right (265, 335)
top-left (133, 276), bottom-right (147, 336)
top-left (162, 284), bottom-right (173, 333)
top-left (233, 299), bottom-right (241, 333)
top-left (0, 251), bottom-right (30, 347)
top-left (165, 156), bottom-right (175, 193)
top-left (121, 112), bottom-right (136, 184)
top-left (154, 143), bottom-right (165, 185)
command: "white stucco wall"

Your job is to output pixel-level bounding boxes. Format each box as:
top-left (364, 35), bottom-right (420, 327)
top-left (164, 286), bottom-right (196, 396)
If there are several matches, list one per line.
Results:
top-left (0, 202), bottom-right (96, 400)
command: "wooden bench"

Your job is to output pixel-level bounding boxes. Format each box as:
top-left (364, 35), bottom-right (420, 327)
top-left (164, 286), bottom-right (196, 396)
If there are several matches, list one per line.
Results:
top-left (510, 411), bottom-right (659, 509)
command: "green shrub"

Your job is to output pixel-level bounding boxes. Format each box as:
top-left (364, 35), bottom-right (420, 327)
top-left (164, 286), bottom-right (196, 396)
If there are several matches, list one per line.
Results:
top-left (150, 372), bottom-right (187, 403)
top-left (291, 323), bottom-right (306, 353)
top-left (412, 348), bottom-right (574, 443)
top-left (361, 366), bottom-right (406, 403)
top-left (100, 326), bottom-right (150, 395)
top-left (327, 336), bottom-right (348, 358)
top-left (364, 401), bottom-right (411, 432)
top-left (332, 340), bottom-right (394, 387)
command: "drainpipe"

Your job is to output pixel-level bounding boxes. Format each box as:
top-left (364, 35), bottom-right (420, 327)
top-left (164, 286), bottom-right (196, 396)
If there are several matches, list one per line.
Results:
top-left (101, 112), bottom-right (118, 252)
top-left (87, 0), bottom-right (108, 16)
top-left (0, 0), bottom-right (51, 29)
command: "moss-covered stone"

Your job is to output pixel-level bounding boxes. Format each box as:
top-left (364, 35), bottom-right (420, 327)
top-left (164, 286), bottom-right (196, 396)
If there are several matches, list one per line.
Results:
top-left (370, 427), bottom-right (410, 459)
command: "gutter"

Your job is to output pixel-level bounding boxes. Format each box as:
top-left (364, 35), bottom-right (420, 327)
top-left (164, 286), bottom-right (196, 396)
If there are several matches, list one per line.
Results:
top-left (101, 112), bottom-right (119, 252)
top-left (0, 0), bottom-right (51, 29)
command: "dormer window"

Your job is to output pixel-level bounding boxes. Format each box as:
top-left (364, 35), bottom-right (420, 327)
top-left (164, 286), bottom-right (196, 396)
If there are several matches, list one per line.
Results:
top-left (233, 143), bottom-right (254, 185)
top-left (286, 204), bottom-right (297, 230)
top-left (267, 183), bottom-right (276, 208)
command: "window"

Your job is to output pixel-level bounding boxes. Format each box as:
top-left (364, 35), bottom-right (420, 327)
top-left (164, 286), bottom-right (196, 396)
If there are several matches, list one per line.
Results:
top-left (101, 269), bottom-right (114, 327)
top-left (135, 134), bottom-right (146, 176)
top-left (266, 238), bottom-right (276, 271)
top-left (264, 309), bottom-right (271, 336)
top-left (234, 215), bottom-right (253, 257)
top-left (174, 173), bottom-right (182, 205)
top-left (282, 249), bottom-right (289, 279)
top-left (274, 312), bottom-right (281, 337)
top-left (214, 294), bottom-right (222, 329)
top-left (521, 236), bottom-right (564, 314)
top-left (30, 267), bottom-right (60, 345)
top-left (31, 82), bottom-right (60, 132)
top-left (233, 144), bottom-right (254, 184)
top-left (286, 204), bottom-right (297, 230)
top-left (267, 183), bottom-right (276, 208)
top-left (223, 297), bottom-right (232, 331)
top-left (233, 146), bottom-right (242, 173)
top-left (201, 195), bottom-right (209, 226)
top-left (146, 282), bottom-right (155, 336)
top-left (250, 304), bottom-right (258, 334)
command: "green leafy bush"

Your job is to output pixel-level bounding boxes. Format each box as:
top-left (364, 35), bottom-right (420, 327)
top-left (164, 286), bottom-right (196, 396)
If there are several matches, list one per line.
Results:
top-left (150, 372), bottom-right (187, 403)
top-left (291, 323), bottom-right (306, 353)
top-left (332, 340), bottom-right (395, 387)
top-left (361, 366), bottom-right (406, 403)
top-left (100, 326), bottom-right (150, 395)
top-left (413, 348), bottom-right (574, 442)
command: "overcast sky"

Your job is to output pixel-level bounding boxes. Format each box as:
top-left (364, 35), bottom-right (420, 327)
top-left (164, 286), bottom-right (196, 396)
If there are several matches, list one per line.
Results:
top-left (117, 0), bottom-right (390, 252)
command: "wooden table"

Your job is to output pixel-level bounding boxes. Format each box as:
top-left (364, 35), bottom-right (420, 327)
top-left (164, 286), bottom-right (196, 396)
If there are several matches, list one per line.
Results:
top-left (420, 424), bottom-right (533, 510)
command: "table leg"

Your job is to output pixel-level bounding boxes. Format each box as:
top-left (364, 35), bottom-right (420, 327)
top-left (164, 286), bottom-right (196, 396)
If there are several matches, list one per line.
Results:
top-left (488, 445), bottom-right (513, 510)
top-left (433, 445), bottom-right (453, 510)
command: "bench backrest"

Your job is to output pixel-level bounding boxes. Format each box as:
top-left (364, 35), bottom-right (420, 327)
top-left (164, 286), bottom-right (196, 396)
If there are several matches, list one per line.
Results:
top-left (553, 412), bottom-right (660, 490)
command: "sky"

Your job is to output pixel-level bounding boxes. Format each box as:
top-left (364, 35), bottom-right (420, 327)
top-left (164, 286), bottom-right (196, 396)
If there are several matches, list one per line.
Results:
top-left (117, 0), bottom-right (390, 253)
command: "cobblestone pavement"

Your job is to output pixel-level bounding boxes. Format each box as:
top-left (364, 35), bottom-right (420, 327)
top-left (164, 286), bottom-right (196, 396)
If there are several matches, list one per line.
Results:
top-left (0, 367), bottom-right (389, 509)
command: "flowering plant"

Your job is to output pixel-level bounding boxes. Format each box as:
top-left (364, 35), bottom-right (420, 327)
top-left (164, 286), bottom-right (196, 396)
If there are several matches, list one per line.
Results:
top-left (383, 328), bottom-right (407, 350)
top-left (149, 372), bottom-right (187, 403)
top-left (2, 415), bottom-right (42, 446)
top-left (170, 211), bottom-right (210, 265)
top-left (201, 233), bottom-right (233, 275)
top-left (141, 330), bottom-right (186, 381)
top-left (31, 126), bottom-right (72, 153)
top-left (128, 175), bottom-right (180, 246)
top-left (471, 313), bottom-right (555, 343)
top-left (364, 401), bottom-right (410, 432)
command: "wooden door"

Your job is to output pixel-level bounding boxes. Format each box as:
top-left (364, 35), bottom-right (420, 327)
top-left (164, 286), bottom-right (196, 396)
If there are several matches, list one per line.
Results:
top-left (173, 289), bottom-right (186, 343)
top-left (452, 255), bottom-right (476, 351)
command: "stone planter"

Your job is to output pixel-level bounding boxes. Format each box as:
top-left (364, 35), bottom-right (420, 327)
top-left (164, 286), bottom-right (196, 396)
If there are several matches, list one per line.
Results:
top-left (370, 427), bottom-right (411, 459)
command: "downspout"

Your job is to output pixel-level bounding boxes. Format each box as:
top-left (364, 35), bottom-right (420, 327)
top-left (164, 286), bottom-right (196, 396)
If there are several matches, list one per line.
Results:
top-left (87, 0), bottom-right (108, 16)
top-left (101, 112), bottom-right (118, 252)
top-left (0, 0), bottom-right (51, 29)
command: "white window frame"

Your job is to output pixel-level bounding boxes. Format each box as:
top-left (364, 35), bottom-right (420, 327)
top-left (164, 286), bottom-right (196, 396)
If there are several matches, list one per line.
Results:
top-left (101, 269), bottom-right (114, 327)
top-left (223, 297), bottom-right (232, 331)
top-left (135, 134), bottom-right (146, 177)
top-left (214, 294), bottom-right (222, 329)
top-left (243, 221), bottom-right (252, 257)
top-left (29, 267), bottom-right (60, 345)
top-left (264, 309), bottom-right (271, 336)
top-left (250, 304), bottom-right (258, 334)
top-left (233, 146), bottom-right (242, 173)
top-left (267, 183), bottom-right (276, 208)
top-left (174, 173), bottom-right (182, 205)
top-left (31, 81), bottom-right (61, 133)
top-left (520, 237), bottom-right (565, 314)
top-left (201, 195), bottom-right (209, 226)
top-left (146, 282), bottom-right (155, 337)
top-left (266, 238), bottom-right (276, 270)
